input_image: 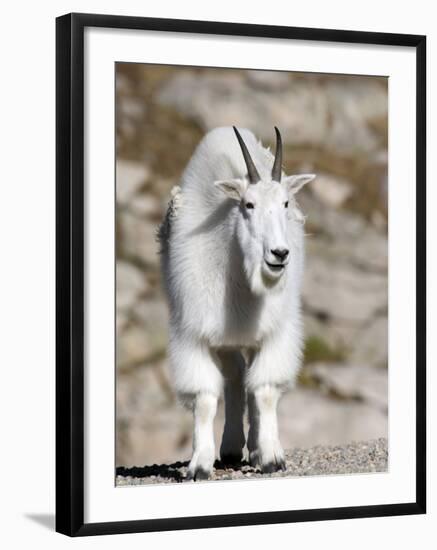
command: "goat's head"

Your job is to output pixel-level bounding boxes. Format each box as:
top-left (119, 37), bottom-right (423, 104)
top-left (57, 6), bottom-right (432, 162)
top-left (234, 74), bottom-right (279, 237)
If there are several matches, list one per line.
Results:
top-left (215, 127), bottom-right (315, 293)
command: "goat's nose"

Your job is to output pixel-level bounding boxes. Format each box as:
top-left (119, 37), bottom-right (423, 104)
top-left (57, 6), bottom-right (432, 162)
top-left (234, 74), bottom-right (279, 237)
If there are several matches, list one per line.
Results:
top-left (271, 248), bottom-right (289, 261)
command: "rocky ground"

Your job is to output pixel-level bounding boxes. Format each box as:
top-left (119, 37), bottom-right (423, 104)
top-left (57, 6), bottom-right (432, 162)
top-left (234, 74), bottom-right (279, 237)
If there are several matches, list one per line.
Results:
top-left (116, 438), bottom-right (388, 485)
top-left (115, 65), bottom-right (388, 468)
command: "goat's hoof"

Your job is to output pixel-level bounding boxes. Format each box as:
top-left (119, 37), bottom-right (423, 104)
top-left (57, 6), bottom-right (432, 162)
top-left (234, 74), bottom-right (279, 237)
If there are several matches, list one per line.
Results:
top-left (261, 458), bottom-right (286, 474)
top-left (249, 451), bottom-right (260, 468)
top-left (220, 453), bottom-right (243, 466)
top-left (186, 466), bottom-right (211, 481)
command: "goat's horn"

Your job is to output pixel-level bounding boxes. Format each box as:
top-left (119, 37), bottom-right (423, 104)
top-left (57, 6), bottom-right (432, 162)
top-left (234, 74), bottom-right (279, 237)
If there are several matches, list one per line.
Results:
top-left (271, 126), bottom-right (283, 183)
top-left (233, 126), bottom-right (260, 184)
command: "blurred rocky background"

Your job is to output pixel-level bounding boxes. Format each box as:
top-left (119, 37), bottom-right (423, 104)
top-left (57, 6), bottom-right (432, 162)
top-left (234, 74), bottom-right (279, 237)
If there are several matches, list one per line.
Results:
top-left (115, 64), bottom-right (388, 468)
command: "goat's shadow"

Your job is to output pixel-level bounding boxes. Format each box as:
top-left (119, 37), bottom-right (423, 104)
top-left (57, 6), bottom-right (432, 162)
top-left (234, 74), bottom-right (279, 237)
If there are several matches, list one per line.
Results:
top-left (116, 461), bottom-right (189, 482)
top-left (116, 460), bottom-right (255, 483)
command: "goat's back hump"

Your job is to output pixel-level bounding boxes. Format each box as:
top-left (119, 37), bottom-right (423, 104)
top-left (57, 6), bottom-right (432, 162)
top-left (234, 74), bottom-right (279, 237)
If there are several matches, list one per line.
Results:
top-left (182, 126), bottom-right (262, 189)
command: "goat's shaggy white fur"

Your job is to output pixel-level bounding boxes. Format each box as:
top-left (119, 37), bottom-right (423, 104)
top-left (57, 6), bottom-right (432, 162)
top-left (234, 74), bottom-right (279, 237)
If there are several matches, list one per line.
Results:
top-left (158, 127), bottom-right (314, 479)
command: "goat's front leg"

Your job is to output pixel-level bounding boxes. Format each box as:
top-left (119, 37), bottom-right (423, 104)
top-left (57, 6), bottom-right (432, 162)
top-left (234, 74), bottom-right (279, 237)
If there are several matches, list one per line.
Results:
top-left (187, 392), bottom-right (218, 480)
top-left (247, 328), bottom-right (300, 473)
top-left (248, 385), bottom-right (286, 473)
top-left (168, 335), bottom-right (223, 481)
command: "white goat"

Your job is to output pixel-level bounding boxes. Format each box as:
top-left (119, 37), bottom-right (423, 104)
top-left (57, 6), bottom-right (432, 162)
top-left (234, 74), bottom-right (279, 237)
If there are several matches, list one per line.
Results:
top-left (158, 126), bottom-right (315, 479)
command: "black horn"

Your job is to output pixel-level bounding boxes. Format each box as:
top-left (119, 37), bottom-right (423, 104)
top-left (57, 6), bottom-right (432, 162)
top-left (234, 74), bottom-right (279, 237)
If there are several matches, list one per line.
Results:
top-left (271, 126), bottom-right (283, 183)
top-left (233, 126), bottom-right (260, 184)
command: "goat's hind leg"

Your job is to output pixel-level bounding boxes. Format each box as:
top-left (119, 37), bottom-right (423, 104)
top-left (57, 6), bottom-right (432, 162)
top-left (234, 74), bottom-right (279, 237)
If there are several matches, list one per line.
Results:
top-left (219, 351), bottom-right (246, 465)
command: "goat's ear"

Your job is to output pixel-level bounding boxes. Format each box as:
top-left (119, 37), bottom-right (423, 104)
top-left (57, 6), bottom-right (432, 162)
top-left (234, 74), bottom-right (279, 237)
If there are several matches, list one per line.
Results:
top-left (283, 174), bottom-right (316, 196)
top-left (214, 178), bottom-right (247, 201)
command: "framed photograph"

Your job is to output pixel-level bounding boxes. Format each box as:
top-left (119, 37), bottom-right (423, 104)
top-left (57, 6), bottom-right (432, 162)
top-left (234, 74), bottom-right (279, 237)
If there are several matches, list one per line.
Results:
top-left (56, 12), bottom-right (426, 536)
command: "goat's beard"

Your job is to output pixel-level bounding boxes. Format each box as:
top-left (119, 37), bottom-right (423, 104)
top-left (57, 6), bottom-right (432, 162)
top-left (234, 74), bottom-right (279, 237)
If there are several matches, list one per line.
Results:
top-left (244, 257), bottom-right (286, 296)
top-left (235, 225), bottom-right (286, 296)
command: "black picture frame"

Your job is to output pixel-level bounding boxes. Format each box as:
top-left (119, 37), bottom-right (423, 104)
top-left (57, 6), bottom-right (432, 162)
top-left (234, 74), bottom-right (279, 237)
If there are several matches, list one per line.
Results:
top-left (56, 12), bottom-right (426, 537)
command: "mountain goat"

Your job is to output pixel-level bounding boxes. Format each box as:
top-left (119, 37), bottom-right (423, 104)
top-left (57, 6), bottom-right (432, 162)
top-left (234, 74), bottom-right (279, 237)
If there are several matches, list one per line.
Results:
top-left (158, 126), bottom-right (315, 480)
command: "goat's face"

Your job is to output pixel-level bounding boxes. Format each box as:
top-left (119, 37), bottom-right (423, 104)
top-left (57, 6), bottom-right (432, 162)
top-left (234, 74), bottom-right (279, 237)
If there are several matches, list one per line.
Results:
top-left (215, 127), bottom-right (315, 294)
top-left (240, 181), bottom-right (294, 281)
top-left (216, 174), bottom-right (314, 292)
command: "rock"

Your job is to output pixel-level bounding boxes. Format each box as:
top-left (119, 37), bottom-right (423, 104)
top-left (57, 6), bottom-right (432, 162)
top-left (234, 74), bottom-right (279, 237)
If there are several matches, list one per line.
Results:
top-left (157, 72), bottom-right (326, 149)
top-left (323, 78), bottom-right (387, 154)
top-left (117, 326), bottom-right (155, 369)
top-left (302, 312), bottom-right (360, 352)
top-left (116, 260), bottom-right (148, 313)
top-left (302, 310), bottom-right (388, 370)
top-left (117, 299), bottom-right (168, 370)
top-left (349, 228), bottom-right (388, 273)
top-left (116, 73), bottom-right (132, 95)
top-left (158, 72), bottom-right (387, 155)
top-left (116, 160), bottom-right (150, 206)
top-left (301, 191), bottom-right (388, 273)
top-left (304, 196), bottom-right (387, 281)
top-left (245, 70), bottom-right (292, 91)
top-left (305, 362), bottom-right (388, 411)
top-left (303, 255), bottom-right (387, 323)
top-left (371, 210), bottom-right (387, 232)
top-left (310, 173), bottom-right (353, 209)
top-left (299, 190), bottom-right (388, 342)
top-left (116, 362), bottom-right (192, 466)
top-left (118, 210), bottom-right (160, 268)
top-left (278, 387), bottom-right (387, 448)
top-left (350, 316), bottom-right (388, 369)
top-left (129, 193), bottom-right (163, 219)
top-left (116, 310), bottom-right (129, 334)
top-left (118, 96), bottom-right (145, 120)
top-left (131, 298), bottom-right (168, 331)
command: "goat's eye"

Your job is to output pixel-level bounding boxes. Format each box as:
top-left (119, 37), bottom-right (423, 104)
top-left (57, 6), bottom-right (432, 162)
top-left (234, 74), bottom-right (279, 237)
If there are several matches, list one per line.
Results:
top-left (284, 201), bottom-right (289, 208)
top-left (245, 202), bottom-right (255, 210)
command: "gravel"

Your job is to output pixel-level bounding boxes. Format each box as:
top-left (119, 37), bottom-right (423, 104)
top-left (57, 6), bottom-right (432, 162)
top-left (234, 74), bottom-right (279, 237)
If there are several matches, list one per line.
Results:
top-left (116, 438), bottom-right (388, 485)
